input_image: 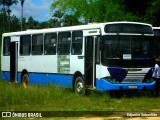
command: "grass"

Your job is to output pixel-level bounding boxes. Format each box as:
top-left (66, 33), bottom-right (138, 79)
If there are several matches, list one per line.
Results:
top-left (0, 79), bottom-right (160, 119)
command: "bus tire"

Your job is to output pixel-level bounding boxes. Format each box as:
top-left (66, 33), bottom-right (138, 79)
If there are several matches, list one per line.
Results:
top-left (22, 74), bottom-right (29, 88)
top-left (74, 77), bottom-right (85, 95)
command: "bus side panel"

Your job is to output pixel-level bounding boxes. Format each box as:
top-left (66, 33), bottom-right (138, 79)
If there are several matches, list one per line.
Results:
top-left (18, 56), bottom-right (31, 72)
top-left (18, 56), bottom-right (58, 73)
top-left (1, 56), bottom-right (10, 72)
top-left (18, 55), bottom-right (73, 88)
top-left (2, 71), bottom-right (73, 88)
top-left (70, 55), bottom-right (84, 75)
top-left (1, 55), bottom-right (10, 81)
top-left (28, 73), bottom-right (73, 88)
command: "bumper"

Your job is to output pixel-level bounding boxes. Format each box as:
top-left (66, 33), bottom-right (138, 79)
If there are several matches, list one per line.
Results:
top-left (96, 78), bottom-right (156, 91)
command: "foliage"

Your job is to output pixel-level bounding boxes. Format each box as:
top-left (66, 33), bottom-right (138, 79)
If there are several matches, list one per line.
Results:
top-left (51, 0), bottom-right (137, 23)
top-left (145, 0), bottom-right (160, 26)
top-left (0, 0), bottom-right (18, 16)
top-left (51, 10), bottom-right (81, 27)
top-left (51, 0), bottom-right (160, 26)
top-left (0, 0), bottom-right (160, 37)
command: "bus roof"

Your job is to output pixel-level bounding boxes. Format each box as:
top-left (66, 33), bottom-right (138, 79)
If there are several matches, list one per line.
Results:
top-left (105, 21), bottom-right (152, 26)
top-left (2, 21), bottom-right (152, 37)
top-left (153, 27), bottom-right (160, 29)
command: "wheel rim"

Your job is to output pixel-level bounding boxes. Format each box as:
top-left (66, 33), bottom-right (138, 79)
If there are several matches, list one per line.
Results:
top-left (76, 81), bottom-right (84, 93)
top-left (22, 74), bottom-right (29, 88)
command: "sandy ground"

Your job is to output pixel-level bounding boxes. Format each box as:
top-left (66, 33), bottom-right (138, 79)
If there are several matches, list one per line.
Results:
top-left (76, 117), bottom-right (160, 120)
top-left (36, 117), bottom-right (160, 120)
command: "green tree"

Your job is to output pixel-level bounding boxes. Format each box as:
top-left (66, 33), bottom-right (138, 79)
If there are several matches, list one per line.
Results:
top-left (20, 0), bottom-right (25, 30)
top-left (5, 0), bottom-right (18, 30)
top-left (0, 0), bottom-right (18, 31)
top-left (145, 0), bottom-right (160, 26)
top-left (10, 15), bottom-right (20, 31)
top-left (0, 0), bottom-right (6, 9)
top-left (27, 16), bottom-right (35, 29)
top-left (27, 16), bottom-right (40, 29)
top-left (3, 0), bottom-right (18, 19)
top-left (51, 0), bottom-right (160, 26)
top-left (51, 0), bottom-right (145, 24)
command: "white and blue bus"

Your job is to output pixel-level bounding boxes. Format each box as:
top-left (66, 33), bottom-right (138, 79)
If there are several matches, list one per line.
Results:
top-left (1, 22), bottom-right (155, 93)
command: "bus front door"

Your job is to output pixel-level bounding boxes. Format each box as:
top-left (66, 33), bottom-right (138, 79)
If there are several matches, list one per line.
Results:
top-left (85, 36), bottom-right (97, 89)
top-left (10, 41), bottom-right (18, 83)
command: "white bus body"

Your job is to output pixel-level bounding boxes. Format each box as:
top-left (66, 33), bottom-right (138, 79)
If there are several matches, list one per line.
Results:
top-left (1, 22), bottom-right (155, 93)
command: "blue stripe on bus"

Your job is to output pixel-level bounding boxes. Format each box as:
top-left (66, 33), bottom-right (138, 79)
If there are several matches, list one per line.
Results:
top-left (1, 71), bottom-right (10, 80)
top-left (1, 71), bottom-right (73, 88)
top-left (2, 71), bottom-right (155, 91)
top-left (96, 78), bottom-right (156, 91)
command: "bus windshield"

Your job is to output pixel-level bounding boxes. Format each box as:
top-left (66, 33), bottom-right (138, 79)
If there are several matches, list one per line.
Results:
top-left (101, 35), bottom-right (154, 67)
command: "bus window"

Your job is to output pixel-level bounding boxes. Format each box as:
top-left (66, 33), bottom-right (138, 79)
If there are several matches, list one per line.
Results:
top-left (44, 33), bottom-right (57, 55)
top-left (58, 32), bottom-right (71, 55)
top-left (20, 35), bottom-right (31, 55)
top-left (32, 34), bottom-right (43, 55)
top-left (3, 37), bottom-right (11, 56)
top-left (72, 31), bottom-right (83, 55)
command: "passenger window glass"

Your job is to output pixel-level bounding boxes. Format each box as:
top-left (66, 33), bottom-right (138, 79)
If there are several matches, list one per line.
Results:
top-left (44, 33), bottom-right (57, 55)
top-left (3, 37), bottom-right (11, 56)
top-left (72, 31), bottom-right (83, 55)
top-left (20, 35), bottom-right (31, 55)
top-left (58, 32), bottom-right (71, 55)
top-left (32, 34), bottom-right (43, 55)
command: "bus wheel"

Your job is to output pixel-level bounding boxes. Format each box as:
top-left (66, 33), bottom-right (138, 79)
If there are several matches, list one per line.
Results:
top-left (74, 77), bottom-right (85, 95)
top-left (22, 74), bottom-right (29, 88)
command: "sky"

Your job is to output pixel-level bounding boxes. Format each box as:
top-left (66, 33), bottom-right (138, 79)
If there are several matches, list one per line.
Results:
top-left (11, 0), bottom-right (53, 22)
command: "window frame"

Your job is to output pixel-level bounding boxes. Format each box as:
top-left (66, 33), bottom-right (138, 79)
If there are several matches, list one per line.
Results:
top-left (20, 35), bottom-right (31, 56)
top-left (58, 32), bottom-right (71, 55)
top-left (44, 33), bottom-right (57, 55)
top-left (71, 31), bottom-right (83, 55)
top-left (3, 37), bottom-right (11, 56)
top-left (32, 34), bottom-right (44, 55)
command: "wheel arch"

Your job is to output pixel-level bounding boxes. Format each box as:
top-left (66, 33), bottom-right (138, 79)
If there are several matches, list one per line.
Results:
top-left (21, 69), bottom-right (29, 83)
top-left (72, 71), bottom-right (84, 90)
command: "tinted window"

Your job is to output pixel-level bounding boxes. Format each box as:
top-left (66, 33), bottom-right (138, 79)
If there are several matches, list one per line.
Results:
top-left (104, 23), bottom-right (153, 34)
top-left (32, 34), bottom-right (43, 55)
top-left (58, 32), bottom-right (71, 55)
top-left (44, 33), bottom-right (57, 55)
top-left (101, 35), bottom-right (154, 67)
top-left (153, 29), bottom-right (160, 36)
top-left (20, 35), bottom-right (31, 55)
top-left (72, 31), bottom-right (83, 55)
top-left (3, 37), bottom-right (11, 56)
top-left (153, 29), bottom-right (160, 58)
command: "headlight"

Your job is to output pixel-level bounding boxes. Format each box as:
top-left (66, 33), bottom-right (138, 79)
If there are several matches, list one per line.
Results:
top-left (143, 77), bottom-right (154, 83)
top-left (105, 77), bottom-right (120, 83)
